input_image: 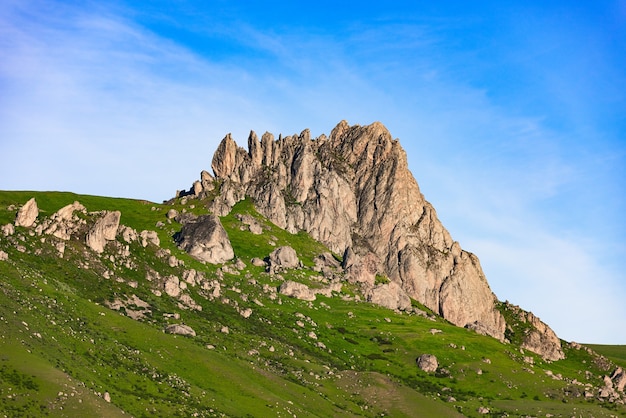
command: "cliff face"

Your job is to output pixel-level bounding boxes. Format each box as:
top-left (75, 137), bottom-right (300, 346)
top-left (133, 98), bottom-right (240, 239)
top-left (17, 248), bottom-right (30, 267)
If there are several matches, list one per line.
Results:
top-left (200, 120), bottom-right (508, 340)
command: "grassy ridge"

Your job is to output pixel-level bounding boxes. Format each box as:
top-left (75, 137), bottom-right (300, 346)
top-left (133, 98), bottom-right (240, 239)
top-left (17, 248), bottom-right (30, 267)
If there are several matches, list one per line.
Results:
top-left (586, 345), bottom-right (626, 369)
top-left (1, 191), bottom-right (625, 417)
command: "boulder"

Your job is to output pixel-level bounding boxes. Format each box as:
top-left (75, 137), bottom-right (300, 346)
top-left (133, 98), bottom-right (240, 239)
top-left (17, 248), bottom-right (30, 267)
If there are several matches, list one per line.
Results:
top-left (140, 230), bottom-right (160, 247)
top-left (0, 250), bottom-right (8, 261)
top-left (86, 211), bottom-right (121, 254)
top-left (251, 257), bottom-right (266, 267)
top-left (268, 246), bottom-right (300, 270)
top-left (366, 281), bottom-right (411, 311)
top-left (15, 198), bottom-right (38, 227)
top-left (1, 224), bottom-right (14, 236)
top-left (175, 215), bottom-right (234, 264)
top-left (165, 324), bottom-right (196, 337)
top-left (279, 280), bottom-right (316, 301)
top-left (314, 252), bottom-right (341, 272)
top-left (612, 367), bottom-right (626, 392)
top-left (166, 209), bottom-right (179, 220)
top-left (416, 354), bottom-right (438, 373)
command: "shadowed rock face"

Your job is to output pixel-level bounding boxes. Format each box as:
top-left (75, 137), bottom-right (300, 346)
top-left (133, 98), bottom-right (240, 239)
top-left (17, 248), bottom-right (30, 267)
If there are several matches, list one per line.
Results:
top-left (175, 214), bottom-right (234, 264)
top-left (195, 120), bottom-right (563, 358)
top-left (204, 120), bottom-right (507, 341)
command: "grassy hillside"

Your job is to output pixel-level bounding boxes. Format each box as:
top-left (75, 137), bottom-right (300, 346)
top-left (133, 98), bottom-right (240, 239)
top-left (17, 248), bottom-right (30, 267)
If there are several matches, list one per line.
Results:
top-left (1, 191), bottom-right (625, 417)
top-left (586, 345), bottom-right (626, 370)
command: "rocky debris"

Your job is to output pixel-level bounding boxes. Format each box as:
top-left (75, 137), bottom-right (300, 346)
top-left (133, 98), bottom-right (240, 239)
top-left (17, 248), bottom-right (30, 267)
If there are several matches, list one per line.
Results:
top-left (1, 223), bottom-right (14, 236)
top-left (279, 281), bottom-right (316, 301)
top-left (267, 246), bottom-right (300, 272)
top-left (366, 281), bottom-right (411, 311)
top-left (15, 198), bottom-right (38, 227)
top-left (38, 201), bottom-right (87, 240)
top-left (239, 308), bottom-right (253, 319)
top-left (416, 354), bottom-right (438, 373)
top-left (236, 213), bottom-right (264, 234)
top-left (165, 324), bottom-right (196, 337)
top-left (0, 250), bottom-right (8, 261)
top-left (313, 252), bottom-right (341, 273)
top-left (86, 211), bottom-right (121, 254)
top-left (175, 214), bottom-right (234, 264)
top-left (477, 406), bottom-right (490, 415)
top-left (106, 294), bottom-right (151, 320)
top-left (164, 276), bottom-right (184, 298)
top-left (598, 371), bottom-right (625, 402)
top-left (140, 230), bottom-right (160, 247)
top-left (199, 121), bottom-right (508, 342)
top-left (342, 248), bottom-right (379, 285)
top-left (119, 225), bottom-right (138, 243)
top-left (504, 302), bottom-right (564, 361)
top-left (612, 367), bottom-right (626, 392)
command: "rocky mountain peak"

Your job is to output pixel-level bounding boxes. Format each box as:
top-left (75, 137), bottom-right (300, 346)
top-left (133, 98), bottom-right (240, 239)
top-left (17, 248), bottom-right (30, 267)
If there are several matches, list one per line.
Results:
top-left (182, 120), bottom-right (563, 359)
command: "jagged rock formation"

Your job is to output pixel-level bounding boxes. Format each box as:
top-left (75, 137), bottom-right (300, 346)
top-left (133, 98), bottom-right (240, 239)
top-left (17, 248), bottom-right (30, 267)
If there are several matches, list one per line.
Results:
top-left (86, 211), bottom-right (121, 254)
top-left (519, 311), bottom-right (565, 361)
top-left (174, 214), bottom-right (234, 264)
top-left (503, 302), bottom-right (565, 361)
top-left (15, 197), bottom-right (39, 227)
top-left (193, 121), bottom-right (508, 341)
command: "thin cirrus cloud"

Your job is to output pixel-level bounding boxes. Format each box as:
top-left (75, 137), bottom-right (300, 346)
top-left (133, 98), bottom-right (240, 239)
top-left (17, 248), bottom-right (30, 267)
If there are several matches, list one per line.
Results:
top-left (1, 1), bottom-right (624, 343)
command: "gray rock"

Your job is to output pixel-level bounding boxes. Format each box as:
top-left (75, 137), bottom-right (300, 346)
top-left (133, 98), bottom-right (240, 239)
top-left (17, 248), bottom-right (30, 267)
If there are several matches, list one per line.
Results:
top-left (279, 281), bottom-right (316, 301)
top-left (268, 246), bottom-right (300, 270)
top-left (175, 214), bottom-right (234, 264)
top-left (15, 198), bottom-right (38, 227)
top-left (185, 120), bottom-right (567, 357)
top-left (140, 230), bottom-right (160, 247)
top-left (1, 224), bottom-right (14, 236)
top-left (86, 211), bottom-right (121, 254)
top-left (44, 201), bottom-right (86, 240)
top-left (165, 324), bottom-right (196, 337)
top-left (120, 225), bottom-right (138, 243)
top-left (366, 281), bottom-right (411, 311)
top-left (251, 257), bottom-right (266, 267)
top-left (201, 121), bottom-right (508, 342)
top-left (612, 367), bottom-right (626, 392)
top-left (166, 209), bottom-right (179, 220)
top-left (503, 302), bottom-right (564, 361)
top-left (416, 354), bottom-right (438, 373)
top-left (0, 250), bottom-right (8, 261)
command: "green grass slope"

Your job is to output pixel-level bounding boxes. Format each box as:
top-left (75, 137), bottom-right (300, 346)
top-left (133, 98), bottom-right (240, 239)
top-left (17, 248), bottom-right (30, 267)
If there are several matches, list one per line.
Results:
top-left (0, 191), bottom-right (624, 417)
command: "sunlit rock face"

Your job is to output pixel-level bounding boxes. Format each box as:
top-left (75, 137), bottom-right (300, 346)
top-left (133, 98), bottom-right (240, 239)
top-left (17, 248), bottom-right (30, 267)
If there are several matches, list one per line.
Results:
top-left (200, 120), bottom-right (510, 341)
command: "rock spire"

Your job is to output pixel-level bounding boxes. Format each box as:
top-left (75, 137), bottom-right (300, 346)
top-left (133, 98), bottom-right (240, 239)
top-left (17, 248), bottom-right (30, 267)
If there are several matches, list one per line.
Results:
top-left (200, 120), bottom-right (507, 340)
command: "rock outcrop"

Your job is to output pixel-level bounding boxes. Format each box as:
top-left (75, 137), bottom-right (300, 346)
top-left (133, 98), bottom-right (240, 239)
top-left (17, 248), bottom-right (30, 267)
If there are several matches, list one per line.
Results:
top-left (503, 303), bottom-right (565, 361)
top-left (165, 324), bottom-right (196, 337)
top-left (40, 201), bottom-right (87, 240)
top-left (366, 281), bottom-right (412, 311)
top-left (278, 280), bottom-right (316, 301)
top-left (175, 215), bottom-right (234, 264)
top-left (268, 246), bottom-right (300, 271)
top-left (416, 354), bottom-right (438, 373)
top-left (15, 198), bottom-right (38, 227)
top-left (86, 211), bottom-right (121, 254)
top-left (193, 121), bottom-right (507, 341)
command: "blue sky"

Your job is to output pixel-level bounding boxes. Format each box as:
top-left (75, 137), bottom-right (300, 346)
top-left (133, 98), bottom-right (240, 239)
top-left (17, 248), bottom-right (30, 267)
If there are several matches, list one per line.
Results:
top-left (1, 1), bottom-right (625, 344)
